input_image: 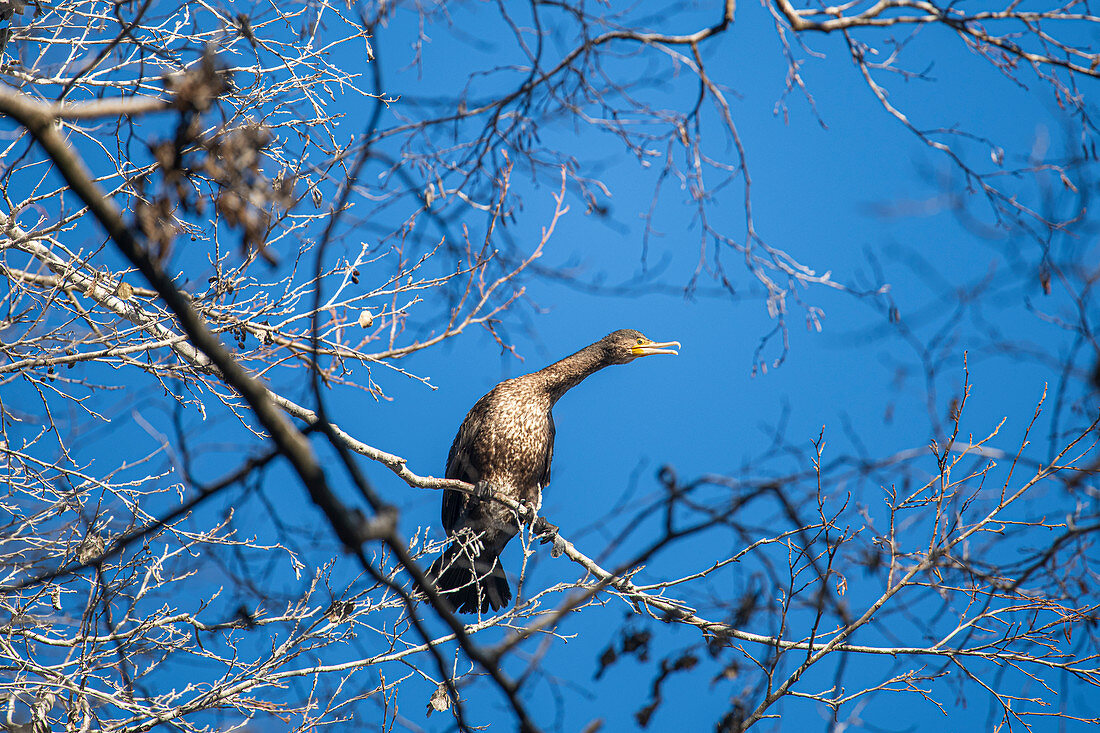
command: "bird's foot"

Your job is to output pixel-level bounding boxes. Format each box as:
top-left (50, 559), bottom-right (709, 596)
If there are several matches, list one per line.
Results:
top-left (539, 521), bottom-right (567, 556)
top-left (472, 480), bottom-right (494, 504)
top-left (534, 517), bottom-right (565, 556)
top-left (533, 516), bottom-right (558, 538)
top-left (511, 507), bottom-right (563, 558)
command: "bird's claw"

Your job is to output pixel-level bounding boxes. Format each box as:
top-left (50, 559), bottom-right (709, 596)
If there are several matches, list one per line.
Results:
top-left (472, 480), bottom-right (494, 503)
top-left (534, 517), bottom-right (559, 541)
top-left (532, 517), bottom-right (564, 557)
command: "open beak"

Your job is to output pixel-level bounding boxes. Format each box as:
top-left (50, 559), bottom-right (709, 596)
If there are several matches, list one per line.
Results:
top-left (635, 339), bottom-right (680, 357)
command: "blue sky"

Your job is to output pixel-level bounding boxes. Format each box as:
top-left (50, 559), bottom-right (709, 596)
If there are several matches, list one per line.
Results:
top-left (4, 0), bottom-right (1098, 730)
top-left (343, 3), bottom-right (1097, 730)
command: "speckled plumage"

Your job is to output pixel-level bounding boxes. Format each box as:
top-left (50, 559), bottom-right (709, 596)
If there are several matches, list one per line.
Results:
top-left (425, 329), bottom-right (679, 614)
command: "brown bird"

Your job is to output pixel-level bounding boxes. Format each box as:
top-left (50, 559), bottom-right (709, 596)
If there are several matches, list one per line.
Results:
top-left (425, 329), bottom-right (680, 614)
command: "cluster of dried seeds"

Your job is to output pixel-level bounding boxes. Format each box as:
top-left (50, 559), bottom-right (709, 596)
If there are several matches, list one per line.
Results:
top-left (133, 50), bottom-right (295, 261)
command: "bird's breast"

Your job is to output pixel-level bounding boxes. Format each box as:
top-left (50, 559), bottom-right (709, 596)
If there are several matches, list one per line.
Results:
top-left (470, 395), bottom-right (552, 489)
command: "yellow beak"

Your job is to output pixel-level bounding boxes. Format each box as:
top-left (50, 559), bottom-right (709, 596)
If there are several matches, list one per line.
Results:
top-left (633, 339), bottom-right (680, 357)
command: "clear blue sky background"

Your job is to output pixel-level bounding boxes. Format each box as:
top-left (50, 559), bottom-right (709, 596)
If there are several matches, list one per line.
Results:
top-left (5, 0), bottom-right (1097, 730)
top-left (320, 3), bottom-right (1096, 730)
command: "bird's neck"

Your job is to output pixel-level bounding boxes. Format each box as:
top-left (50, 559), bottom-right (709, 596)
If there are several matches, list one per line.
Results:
top-left (534, 343), bottom-right (609, 404)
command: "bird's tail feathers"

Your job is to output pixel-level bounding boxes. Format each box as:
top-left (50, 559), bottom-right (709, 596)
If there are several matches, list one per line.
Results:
top-left (423, 543), bottom-right (511, 614)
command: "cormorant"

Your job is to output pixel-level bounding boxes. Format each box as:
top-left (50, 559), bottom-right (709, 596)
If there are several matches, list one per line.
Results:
top-left (425, 329), bottom-right (680, 614)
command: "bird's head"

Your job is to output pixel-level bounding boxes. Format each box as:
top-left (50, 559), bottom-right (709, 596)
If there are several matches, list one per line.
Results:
top-left (600, 329), bottom-right (680, 365)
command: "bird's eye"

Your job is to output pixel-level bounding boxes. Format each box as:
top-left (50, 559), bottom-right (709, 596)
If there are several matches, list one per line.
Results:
top-left (636, 338), bottom-right (645, 345)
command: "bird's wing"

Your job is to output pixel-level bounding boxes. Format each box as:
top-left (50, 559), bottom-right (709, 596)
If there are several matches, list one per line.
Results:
top-left (538, 411), bottom-right (555, 490)
top-left (442, 407), bottom-right (484, 532)
top-left (445, 407), bottom-right (483, 482)
top-left (441, 488), bottom-right (462, 534)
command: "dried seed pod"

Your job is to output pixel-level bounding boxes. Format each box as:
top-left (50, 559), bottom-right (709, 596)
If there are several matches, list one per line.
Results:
top-left (325, 600), bottom-right (354, 623)
top-left (426, 683), bottom-right (452, 717)
top-left (76, 533), bottom-right (105, 564)
top-left (357, 310), bottom-right (374, 329)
